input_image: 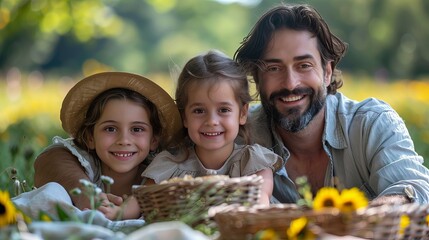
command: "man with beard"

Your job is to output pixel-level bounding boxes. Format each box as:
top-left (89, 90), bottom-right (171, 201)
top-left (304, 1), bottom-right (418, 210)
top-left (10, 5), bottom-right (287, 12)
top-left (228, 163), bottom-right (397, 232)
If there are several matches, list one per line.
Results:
top-left (235, 3), bottom-right (429, 204)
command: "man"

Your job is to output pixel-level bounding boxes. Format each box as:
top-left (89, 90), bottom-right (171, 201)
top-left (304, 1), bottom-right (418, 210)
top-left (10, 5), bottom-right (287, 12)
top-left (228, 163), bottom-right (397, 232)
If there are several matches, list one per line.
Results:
top-left (235, 3), bottom-right (429, 204)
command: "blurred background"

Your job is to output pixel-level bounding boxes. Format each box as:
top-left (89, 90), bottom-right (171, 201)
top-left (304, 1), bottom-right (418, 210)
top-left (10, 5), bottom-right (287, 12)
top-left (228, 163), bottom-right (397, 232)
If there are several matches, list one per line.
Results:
top-left (1, 0), bottom-right (428, 190)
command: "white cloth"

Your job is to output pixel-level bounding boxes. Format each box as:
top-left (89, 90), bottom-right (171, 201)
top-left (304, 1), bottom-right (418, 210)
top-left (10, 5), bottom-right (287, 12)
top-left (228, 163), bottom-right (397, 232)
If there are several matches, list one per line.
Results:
top-left (12, 182), bottom-right (145, 239)
top-left (125, 221), bottom-right (211, 240)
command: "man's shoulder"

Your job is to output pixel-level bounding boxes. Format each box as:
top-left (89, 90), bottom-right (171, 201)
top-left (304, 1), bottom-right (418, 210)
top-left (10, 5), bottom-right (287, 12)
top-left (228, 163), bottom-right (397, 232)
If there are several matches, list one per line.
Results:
top-left (328, 92), bottom-right (394, 116)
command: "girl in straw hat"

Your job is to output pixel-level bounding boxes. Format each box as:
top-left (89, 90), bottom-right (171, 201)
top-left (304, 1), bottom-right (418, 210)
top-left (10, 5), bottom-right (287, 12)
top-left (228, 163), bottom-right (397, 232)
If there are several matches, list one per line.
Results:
top-left (141, 50), bottom-right (283, 205)
top-left (33, 72), bottom-right (182, 220)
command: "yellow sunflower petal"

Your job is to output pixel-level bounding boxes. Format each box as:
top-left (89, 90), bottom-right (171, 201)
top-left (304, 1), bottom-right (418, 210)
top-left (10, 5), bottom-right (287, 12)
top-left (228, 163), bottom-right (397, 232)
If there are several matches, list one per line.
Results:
top-left (40, 213), bottom-right (52, 222)
top-left (339, 188), bottom-right (368, 213)
top-left (256, 228), bottom-right (279, 240)
top-left (399, 215), bottom-right (410, 234)
top-left (0, 190), bottom-right (17, 227)
top-left (313, 187), bottom-right (341, 211)
top-left (287, 217), bottom-right (308, 240)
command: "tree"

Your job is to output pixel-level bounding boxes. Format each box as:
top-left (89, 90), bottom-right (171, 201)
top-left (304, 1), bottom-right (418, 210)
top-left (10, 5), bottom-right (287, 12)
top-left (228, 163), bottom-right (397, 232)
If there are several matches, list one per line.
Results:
top-left (1, 0), bottom-right (428, 80)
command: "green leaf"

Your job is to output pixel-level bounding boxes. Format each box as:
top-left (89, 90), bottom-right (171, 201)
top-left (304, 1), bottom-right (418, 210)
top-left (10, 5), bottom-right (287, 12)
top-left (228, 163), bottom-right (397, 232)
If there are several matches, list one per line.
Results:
top-left (55, 203), bottom-right (80, 222)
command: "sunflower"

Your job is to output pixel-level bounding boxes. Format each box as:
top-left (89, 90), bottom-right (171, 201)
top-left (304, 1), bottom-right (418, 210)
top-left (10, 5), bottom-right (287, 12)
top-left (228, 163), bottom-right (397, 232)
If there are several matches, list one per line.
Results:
top-left (0, 190), bottom-right (17, 227)
top-left (255, 228), bottom-right (280, 240)
top-left (339, 188), bottom-right (368, 213)
top-left (312, 187), bottom-right (341, 211)
top-left (286, 217), bottom-right (316, 240)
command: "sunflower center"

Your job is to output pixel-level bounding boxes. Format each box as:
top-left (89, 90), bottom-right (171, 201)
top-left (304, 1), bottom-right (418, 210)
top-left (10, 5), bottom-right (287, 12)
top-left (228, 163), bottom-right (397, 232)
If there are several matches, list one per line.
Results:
top-left (323, 198), bottom-right (335, 207)
top-left (0, 203), bottom-right (5, 214)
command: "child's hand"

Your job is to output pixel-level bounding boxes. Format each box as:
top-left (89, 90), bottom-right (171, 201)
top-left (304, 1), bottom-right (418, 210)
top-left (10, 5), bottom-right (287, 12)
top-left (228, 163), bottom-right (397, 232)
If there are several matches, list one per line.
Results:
top-left (97, 193), bottom-right (124, 220)
top-left (97, 194), bottom-right (142, 220)
top-left (105, 193), bottom-right (124, 206)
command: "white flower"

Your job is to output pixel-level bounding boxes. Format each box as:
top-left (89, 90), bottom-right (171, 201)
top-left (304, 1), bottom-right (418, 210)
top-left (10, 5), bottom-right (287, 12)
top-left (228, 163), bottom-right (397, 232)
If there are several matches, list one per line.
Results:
top-left (95, 187), bottom-right (102, 195)
top-left (101, 175), bottom-right (114, 185)
top-left (70, 188), bottom-right (82, 195)
top-left (79, 179), bottom-right (92, 187)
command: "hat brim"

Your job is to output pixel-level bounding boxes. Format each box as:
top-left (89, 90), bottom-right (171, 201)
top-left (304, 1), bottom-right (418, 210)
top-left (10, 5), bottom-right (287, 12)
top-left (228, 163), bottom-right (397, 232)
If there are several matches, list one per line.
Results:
top-left (61, 72), bottom-right (182, 147)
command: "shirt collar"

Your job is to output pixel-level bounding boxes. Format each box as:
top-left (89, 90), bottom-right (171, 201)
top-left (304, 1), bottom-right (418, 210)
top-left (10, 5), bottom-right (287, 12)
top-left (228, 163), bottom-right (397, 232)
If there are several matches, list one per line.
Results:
top-left (324, 94), bottom-right (348, 150)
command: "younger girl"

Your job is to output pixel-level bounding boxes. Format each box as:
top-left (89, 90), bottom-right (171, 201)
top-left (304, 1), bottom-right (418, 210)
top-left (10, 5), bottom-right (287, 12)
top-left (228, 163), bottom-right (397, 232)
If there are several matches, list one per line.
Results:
top-left (34, 72), bottom-right (182, 219)
top-left (142, 50), bottom-right (283, 205)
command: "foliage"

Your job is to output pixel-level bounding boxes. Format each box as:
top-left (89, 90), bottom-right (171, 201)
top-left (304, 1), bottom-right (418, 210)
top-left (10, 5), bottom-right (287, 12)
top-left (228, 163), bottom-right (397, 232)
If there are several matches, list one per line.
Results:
top-left (0, 117), bottom-right (65, 191)
top-left (1, 0), bottom-right (429, 78)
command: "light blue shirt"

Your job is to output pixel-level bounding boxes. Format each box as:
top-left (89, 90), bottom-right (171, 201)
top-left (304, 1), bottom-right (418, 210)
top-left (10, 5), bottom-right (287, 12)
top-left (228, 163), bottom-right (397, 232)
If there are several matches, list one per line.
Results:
top-left (249, 92), bottom-right (429, 203)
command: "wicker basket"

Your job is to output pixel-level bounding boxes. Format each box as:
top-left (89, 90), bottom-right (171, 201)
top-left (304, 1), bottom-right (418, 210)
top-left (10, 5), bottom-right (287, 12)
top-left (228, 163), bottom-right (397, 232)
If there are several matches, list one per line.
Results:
top-left (132, 174), bottom-right (263, 225)
top-left (213, 203), bottom-right (429, 240)
top-left (352, 203), bottom-right (429, 240)
top-left (213, 204), bottom-right (351, 240)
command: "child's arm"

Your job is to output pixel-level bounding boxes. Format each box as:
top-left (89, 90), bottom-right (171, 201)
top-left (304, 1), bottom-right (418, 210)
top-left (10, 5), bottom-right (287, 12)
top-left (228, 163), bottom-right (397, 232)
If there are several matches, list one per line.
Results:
top-left (34, 146), bottom-right (92, 210)
top-left (255, 168), bottom-right (274, 206)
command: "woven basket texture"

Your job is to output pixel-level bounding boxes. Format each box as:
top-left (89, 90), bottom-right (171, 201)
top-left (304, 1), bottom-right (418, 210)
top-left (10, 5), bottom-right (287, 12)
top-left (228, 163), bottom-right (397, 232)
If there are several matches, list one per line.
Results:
top-left (351, 203), bottom-right (429, 240)
top-left (213, 203), bottom-right (429, 240)
top-left (133, 175), bottom-right (263, 225)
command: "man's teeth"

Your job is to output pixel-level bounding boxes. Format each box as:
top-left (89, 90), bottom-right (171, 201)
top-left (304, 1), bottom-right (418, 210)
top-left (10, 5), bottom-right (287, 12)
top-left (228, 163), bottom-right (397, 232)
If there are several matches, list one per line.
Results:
top-left (281, 95), bottom-right (304, 102)
top-left (114, 153), bottom-right (133, 157)
top-left (204, 132), bottom-right (221, 136)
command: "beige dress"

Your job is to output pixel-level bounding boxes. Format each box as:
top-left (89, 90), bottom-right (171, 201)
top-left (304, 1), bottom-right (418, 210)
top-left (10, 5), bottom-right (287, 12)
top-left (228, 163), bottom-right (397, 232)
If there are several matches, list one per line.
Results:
top-left (141, 143), bottom-right (283, 183)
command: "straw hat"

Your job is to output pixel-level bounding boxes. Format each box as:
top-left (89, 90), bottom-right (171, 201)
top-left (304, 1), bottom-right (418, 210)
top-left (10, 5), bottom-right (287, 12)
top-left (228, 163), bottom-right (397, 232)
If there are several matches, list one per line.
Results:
top-left (60, 72), bottom-right (182, 147)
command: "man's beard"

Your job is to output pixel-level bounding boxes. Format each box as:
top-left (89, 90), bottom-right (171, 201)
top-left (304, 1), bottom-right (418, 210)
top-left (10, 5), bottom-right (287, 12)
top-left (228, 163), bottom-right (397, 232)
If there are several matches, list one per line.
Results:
top-left (261, 87), bottom-right (326, 133)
